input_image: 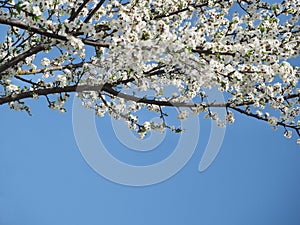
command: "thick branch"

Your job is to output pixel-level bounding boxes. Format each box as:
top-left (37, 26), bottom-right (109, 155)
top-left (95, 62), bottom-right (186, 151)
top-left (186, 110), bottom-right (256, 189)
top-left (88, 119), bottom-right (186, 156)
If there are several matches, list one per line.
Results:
top-left (0, 18), bottom-right (109, 48)
top-left (68, 0), bottom-right (91, 21)
top-left (0, 83), bottom-right (227, 107)
top-left (192, 49), bottom-right (236, 57)
top-left (1, 83), bottom-right (299, 108)
top-left (0, 44), bottom-right (48, 79)
top-left (1, 82), bottom-right (299, 135)
top-left (84, 0), bottom-right (106, 23)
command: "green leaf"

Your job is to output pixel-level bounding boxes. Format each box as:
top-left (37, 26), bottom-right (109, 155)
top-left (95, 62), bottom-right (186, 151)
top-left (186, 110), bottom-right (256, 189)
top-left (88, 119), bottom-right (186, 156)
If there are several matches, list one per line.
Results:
top-left (259, 24), bottom-right (265, 32)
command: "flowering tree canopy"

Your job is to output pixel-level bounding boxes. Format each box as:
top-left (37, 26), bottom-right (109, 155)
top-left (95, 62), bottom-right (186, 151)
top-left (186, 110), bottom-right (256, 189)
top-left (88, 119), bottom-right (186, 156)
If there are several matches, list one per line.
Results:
top-left (0, 0), bottom-right (299, 143)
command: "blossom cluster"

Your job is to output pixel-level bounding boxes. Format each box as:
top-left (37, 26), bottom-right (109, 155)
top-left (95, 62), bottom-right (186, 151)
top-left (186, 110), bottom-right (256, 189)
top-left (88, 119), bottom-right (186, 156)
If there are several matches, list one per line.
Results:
top-left (0, 0), bottom-right (299, 143)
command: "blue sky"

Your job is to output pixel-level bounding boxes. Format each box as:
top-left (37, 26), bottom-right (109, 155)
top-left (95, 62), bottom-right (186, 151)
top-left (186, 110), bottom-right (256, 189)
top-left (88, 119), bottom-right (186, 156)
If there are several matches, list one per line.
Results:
top-left (1, 94), bottom-right (300, 225)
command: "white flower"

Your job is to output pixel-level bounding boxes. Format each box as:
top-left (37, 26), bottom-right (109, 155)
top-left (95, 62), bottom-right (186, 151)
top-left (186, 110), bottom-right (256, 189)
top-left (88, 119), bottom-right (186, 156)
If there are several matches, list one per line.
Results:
top-left (7, 84), bottom-right (18, 92)
top-left (268, 117), bottom-right (278, 126)
top-left (33, 93), bottom-right (39, 100)
top-left (59, 108), bottom-right (66, 113)
top-left (128, 123), bottom-right (136, 130)
top-left (138, 132), bottom-right (146, 139)
top-left (32, 6), bottom-right (42, 16)
top-left (41, 58), bottom-right (50, 66)
top-left (256, 110), bottom-right (263, 116)
top-left (143, 121), bottom-right (151, 130)
top-left (56, 75), bottom-right (67, 87)
top-left (177, 110), bottom-right (189, 120)
top-left (226, 111), bottom-right (235, 124)
top-left (64, 69), bottom-right (72, 76)
top-left (284, 130), bottom-right (292, 139)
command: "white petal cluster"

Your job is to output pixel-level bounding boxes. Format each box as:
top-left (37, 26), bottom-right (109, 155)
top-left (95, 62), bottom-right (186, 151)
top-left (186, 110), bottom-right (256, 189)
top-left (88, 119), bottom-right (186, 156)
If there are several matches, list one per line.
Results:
top-left (268, 117), bottom-right (278, 126)
top-left (0, 0), bottom-right (299, 142)
top-left (177, 110), bottom-right (189, 120)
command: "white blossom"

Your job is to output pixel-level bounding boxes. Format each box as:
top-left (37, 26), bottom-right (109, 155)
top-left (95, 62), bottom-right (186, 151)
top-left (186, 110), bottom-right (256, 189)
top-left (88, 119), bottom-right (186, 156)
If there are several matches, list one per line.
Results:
top-left (178, 110), bottom-right (189, 120)
top-left (41, 58), bottom-right (51, 66)
top-left (268, 117), bottom-right (278, 126)
top-left (0, 0), bottom-right (299, 143)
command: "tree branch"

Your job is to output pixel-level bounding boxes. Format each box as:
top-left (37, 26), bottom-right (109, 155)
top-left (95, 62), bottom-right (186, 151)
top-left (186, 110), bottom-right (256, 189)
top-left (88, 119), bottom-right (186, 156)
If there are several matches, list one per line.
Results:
top-left (0, 18), bottom-right (109, 48)
top-left (0, 83), bottom-right (227, 107)
top-left (1, 81), bottom-right (299, 136)
top-left (0, 44), bottom-right (48, 79)
top-left (68, 0), bottom-right (91, 21)
top-left (153, 3), bottom-right (207, 19)
top-left (153, 1), bottom-right (224, 19)
top-left (1, 83), bottom-right (299, 109)
top-left (84, 0), bottom-right (106, 23)
top-left (229, 106), bottom-right (300, 135)
top-left (16, 62), bottom-right (86, 75)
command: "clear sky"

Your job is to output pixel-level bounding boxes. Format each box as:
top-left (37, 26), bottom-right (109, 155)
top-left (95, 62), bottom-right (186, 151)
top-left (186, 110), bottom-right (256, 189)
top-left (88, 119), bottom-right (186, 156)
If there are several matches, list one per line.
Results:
top-left (1, 1), bottom-right (300, 224)
top-left (1, 91), bottom-right (300, 225)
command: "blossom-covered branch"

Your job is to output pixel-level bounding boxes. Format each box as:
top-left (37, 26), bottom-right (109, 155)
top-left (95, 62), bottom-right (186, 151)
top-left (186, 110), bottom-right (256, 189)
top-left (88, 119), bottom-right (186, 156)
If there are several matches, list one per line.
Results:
top-left (0, 0), bottom-right (299, 142)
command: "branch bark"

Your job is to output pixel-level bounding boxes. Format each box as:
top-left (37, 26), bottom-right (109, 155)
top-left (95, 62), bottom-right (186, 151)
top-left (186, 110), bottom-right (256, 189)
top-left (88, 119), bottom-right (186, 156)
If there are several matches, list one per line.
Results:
top-left (1, 82), bottom-right (299, 108)
top-left (0, 18), bottom-right (109, 48)
top-left (0, 83), bottom-right (228, 107)
top-left (84, 0), bottom-right (106, 23)
top-left (16, 62), bottom-right (86, 75)
top-left (0, 44), bottom-right (48, 79)
top-left (229, 106), bottom-right (299, 131)
top-left (1, 82), bottom-right (298, 135)
top-left (68, 0), bottom-right (91, 21)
